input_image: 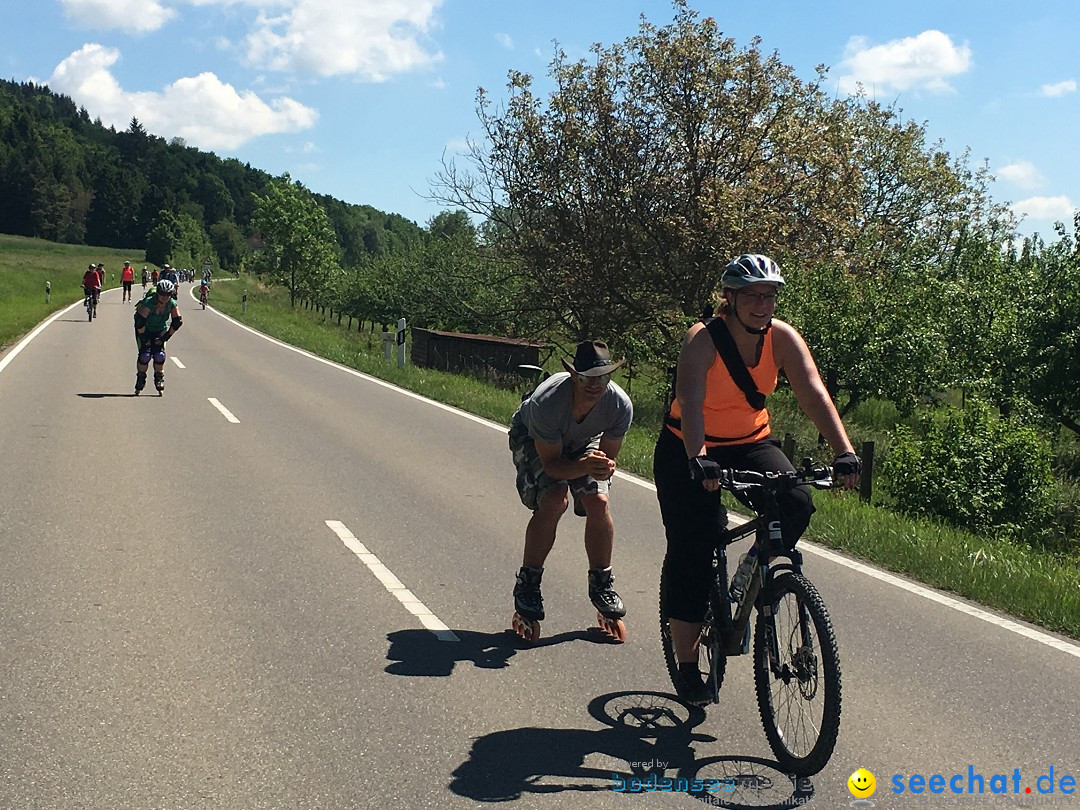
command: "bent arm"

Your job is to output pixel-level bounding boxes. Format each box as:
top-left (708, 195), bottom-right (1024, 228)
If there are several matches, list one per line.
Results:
top-left (773, 323), bottom-right (854, 457)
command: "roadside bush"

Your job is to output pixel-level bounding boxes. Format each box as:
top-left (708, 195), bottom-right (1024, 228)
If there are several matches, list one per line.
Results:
top-left (882, 402), bottom-right (1055, 542)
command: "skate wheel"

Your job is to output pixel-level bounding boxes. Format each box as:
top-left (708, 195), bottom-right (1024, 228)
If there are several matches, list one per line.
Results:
top-left (597, 613), bottom-right (627, 643)
top-left (511, 613), bottom-right (541, 642)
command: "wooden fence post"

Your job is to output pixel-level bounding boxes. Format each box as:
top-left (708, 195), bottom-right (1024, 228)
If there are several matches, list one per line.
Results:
top-left (782, 433), bottom-right (796, 462)
top-left (860, 440), bottom-right (875, 502)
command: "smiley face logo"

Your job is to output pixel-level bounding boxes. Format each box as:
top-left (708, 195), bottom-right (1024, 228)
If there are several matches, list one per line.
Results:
top-left (848, 768), bottom-right (876, 798)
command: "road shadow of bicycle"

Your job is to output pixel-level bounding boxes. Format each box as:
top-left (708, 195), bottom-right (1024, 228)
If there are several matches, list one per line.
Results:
top-left (449, 690), bottom-right (815, 808)
top-left (77, 393), bottom-right (139, 398)
top-left (385, 626), bottom-right (622, 677)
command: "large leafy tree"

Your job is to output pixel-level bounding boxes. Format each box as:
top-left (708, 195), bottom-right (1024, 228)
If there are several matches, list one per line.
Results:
top-left (1020, 216), bottom-right (1080, 435)
top-left (250, 174), bottom-right (341, 306)
top-left (432, 0), bottom-right (1014, 401)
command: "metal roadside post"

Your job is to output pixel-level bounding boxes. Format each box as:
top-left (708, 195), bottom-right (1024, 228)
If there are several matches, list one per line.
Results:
top-left (396, 318), bottom-right (406, 368)
top-left (46, 281), bottom-right (51, 304)
top-left (242, 289), bottom-right (248, 314)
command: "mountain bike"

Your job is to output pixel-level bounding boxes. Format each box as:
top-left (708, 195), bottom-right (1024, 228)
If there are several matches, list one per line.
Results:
top-left (83, 288), bottom-right (96, 321)
top-left (659, 459), bottom-right (841, 776)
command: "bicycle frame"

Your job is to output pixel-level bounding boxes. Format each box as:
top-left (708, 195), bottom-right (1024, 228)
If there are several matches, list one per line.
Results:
top-left (708, 466), bottom-right (825, 659)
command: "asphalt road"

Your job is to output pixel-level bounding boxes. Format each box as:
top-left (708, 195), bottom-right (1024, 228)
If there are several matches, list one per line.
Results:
top-left (1, 285), bottom-right (1078, 810)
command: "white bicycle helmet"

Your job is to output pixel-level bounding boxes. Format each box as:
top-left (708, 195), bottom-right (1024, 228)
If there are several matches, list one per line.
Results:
top-left (721, 254), bottom-right (785, 290)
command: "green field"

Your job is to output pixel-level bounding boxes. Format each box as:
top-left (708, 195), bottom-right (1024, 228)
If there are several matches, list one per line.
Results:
top-left (0, 234), bottom-right (145, 351)
top-left (4, 238), bottom-right (1079, 639)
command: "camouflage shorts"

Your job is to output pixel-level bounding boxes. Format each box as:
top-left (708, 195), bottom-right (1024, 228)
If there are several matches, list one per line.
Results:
top-left (509, 428), bottom-right (609, 512)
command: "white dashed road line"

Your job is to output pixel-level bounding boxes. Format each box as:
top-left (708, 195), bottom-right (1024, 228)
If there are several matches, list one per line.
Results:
top-left (325, 519), bottom-right (459, 642)
top-left (171, 356), bottom-right (186, 368)
top-left (208, 397), bottom-right (240, 423)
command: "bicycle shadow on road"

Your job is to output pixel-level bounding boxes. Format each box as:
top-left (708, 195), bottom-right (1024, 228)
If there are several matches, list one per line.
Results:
top-left (449, 690), bottom-right (815, 808)
top-left (385, 626), bottom-right (621, 677)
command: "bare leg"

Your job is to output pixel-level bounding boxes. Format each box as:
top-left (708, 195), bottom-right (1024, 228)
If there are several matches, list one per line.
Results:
top-left (522, 484), bottom-right (568, 568)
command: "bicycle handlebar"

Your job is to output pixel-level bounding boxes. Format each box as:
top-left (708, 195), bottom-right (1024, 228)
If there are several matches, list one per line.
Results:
top-left (718, 461), bottom-right (835, 493)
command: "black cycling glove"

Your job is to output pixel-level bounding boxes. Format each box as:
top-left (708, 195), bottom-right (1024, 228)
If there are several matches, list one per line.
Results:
top-left (689, 455), bottom-right (724, 483)
top-left (833, 451), bottom-right (861, 476)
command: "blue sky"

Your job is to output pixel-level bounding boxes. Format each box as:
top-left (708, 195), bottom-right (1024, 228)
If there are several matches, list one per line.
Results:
top-left (2, 1), bottom-right (1076, 239)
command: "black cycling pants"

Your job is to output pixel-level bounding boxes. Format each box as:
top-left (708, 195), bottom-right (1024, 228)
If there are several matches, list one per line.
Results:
top-left (654, 426), bottom-right (814, 623)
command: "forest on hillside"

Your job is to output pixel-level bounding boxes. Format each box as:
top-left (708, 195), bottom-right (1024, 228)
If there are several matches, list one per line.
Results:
top-left (0, 77), bottom-right (425, 270)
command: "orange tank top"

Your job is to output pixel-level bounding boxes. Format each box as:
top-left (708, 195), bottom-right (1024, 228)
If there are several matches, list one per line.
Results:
top-left (668, 324), bottom-right (778, 446)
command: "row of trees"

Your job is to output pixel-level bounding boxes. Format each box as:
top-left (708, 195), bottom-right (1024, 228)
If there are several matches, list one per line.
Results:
top-left (246, 3), bottom-right (1077, 445)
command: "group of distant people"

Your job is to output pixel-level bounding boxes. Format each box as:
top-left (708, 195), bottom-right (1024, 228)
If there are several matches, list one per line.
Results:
top-left (79, 259), bottom-right (213, 394)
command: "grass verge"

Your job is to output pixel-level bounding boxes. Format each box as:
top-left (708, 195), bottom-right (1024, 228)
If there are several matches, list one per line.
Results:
top-left (0, 234), bottom-right (143, 351)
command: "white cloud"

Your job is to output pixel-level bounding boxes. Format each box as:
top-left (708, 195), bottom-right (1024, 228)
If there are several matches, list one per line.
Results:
top-left (44, 44), bottom-right (316, 150)
top-left (244, 0), bottom-right (444, 80)
top-left (1011, 195), bottom-right (1076, 221)
top-left (59, 0), bottom-right (175, 32)
top-left (997, 161), bottom-right (1044, 190)
top-left (837, 30), bottom-right (972, 95)
top-left (495, 32), bottom-right (513, 50)
top-left (1040, 79), bottom-right (1076, 97)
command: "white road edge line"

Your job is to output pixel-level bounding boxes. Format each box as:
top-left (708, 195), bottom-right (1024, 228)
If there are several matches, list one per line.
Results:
top-left (325, 520), bottom-right (460, 642)
top-left (206, 306), bottom-right (1080, 661)
top-left (171, 356), bottom-right (186, 369)
top-left (207, 397), bottom-right (240, 423)
top-left (0, 300), bottom-right (83, 376)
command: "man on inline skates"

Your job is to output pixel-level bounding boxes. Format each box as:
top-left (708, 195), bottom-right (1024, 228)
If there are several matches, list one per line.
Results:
top-left (507, 340), bottom-right (633, 642)
top-left (133, 279), bottom-right (182, 394)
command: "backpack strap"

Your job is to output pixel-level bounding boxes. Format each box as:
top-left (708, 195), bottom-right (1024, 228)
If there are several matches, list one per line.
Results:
top-left (704, 317), bottom-right (766, 411)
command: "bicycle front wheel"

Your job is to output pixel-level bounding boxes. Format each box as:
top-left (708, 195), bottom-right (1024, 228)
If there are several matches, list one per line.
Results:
top-left (753, 572), bottom-right (841, 776)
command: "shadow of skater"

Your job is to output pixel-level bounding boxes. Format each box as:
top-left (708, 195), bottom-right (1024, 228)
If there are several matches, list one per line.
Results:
top-left (450, 691), bottom-right (715, 802)
top-left (386, 629), bottom-right (518, 676)
top-left (77, 393), bottom-right (138, 398)
top-left (385, 626), bottom-right (619, 677)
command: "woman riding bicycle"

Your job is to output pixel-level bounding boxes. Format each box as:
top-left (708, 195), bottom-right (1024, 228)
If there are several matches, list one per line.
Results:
top-left (653, 253), bottom-right (860, 706)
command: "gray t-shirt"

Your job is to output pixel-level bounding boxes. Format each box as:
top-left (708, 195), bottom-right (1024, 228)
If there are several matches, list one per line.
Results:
top-left (512, 372), bottom-right (633, 457)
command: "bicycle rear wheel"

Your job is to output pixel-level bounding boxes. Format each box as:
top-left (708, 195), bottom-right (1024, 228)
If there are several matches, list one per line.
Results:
top-left (753, 572), bottom-right (841, 776)
top-left (659, 559), bottom-right (726, 701)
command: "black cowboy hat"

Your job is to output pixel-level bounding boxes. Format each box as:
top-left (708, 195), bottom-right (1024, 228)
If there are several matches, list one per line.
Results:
top-left (561, 340), bottom-right (625, 377)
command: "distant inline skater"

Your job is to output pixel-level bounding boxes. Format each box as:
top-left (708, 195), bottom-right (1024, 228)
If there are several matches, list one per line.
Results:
top-left (121, 260), bottom-right (134, 302)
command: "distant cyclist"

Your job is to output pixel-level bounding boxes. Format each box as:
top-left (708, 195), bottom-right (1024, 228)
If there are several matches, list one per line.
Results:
top-left (198, 276), bottom-right (211, 307)
top-left (158, 263), bottom-right (179, 290)
top-left (81, 263), bottom-right (101, 317)
top-left (133, 279), bottom-right (182, 394)
top-left (141, 266), bottom-right (149, 290)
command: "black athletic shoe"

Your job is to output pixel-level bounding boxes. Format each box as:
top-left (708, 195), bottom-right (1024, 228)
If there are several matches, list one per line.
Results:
top-left (674, 667), bottom-right (713, 707)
